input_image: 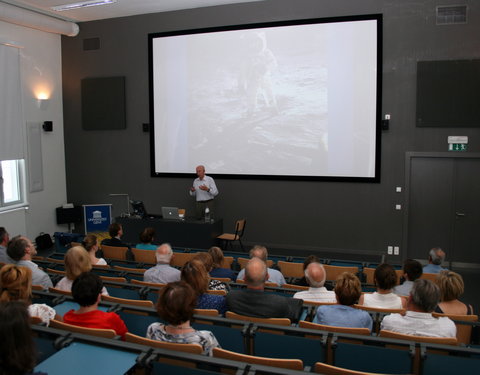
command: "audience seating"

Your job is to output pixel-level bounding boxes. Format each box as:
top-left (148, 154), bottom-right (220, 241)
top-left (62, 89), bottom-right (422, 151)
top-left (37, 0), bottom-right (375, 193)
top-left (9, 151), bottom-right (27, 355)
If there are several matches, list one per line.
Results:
top-left (221, 256), bottom-right (234, 269)
top-left (324, 265), bottom-right (359, 282)
top-left (432, 312), bottom-right (478, 345)
top-left (112, 264), bottom-right (146, 273)
top-left (101, 294), bottom-right (154, 308)
top-left (225, 311), bottom-right (291, 331)
top-left (314, 362), bottom-right (387, 375)
top-left (131, 247), bottom-right (156, 264)
top-left (353, 305), bottom-right (406, 334)
top-left (212, 347), bottom-right (304, 371)
top-left (283, 283), bottom-right (309, 291)
top-left (299, 321), bottom-right (370, 336)
top-left (379, 330), bottom-right (458, 346)
top-left (49, 319), bottom-right (118, 339)
top-left (171, 252), bottom-right (197, 267)
top-left (278, 261), bottom-right (304, 279)
top-left (216, 218), bottom-right (247, 251)
top-left (362, 267), bottom-right (402, 285)
top-left (101, 245), bottom-right (129, 261)
top-left (420, 273), bottom-right (438, 282)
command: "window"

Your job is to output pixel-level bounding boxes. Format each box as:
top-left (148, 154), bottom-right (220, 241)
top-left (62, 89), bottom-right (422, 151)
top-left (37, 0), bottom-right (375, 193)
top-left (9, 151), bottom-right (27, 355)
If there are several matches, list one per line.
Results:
top-left (0, 159), bottom-right (25, 208)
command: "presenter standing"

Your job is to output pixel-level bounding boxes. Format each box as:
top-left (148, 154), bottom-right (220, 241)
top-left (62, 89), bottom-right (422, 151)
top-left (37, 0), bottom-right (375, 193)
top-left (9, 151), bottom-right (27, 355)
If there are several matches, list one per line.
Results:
top-left (190, 165), bottom-right (218, 219)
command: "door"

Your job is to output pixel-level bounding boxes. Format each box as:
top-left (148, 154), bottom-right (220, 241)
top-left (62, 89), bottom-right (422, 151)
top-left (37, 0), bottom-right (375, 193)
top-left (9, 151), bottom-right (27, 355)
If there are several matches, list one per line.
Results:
top-left (406, 154), bottom-right (480, 264)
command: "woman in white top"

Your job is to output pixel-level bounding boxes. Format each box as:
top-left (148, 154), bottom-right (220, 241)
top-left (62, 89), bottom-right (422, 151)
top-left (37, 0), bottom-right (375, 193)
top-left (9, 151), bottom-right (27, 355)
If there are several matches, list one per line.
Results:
top-left (0, 264), bottom-right (58, 325)
top-left (359, 263), bottom-right (405, 309)
top-left (55, 246), bottom-right (109, 295)
top-left (82, 234), bottom-right (107, 266)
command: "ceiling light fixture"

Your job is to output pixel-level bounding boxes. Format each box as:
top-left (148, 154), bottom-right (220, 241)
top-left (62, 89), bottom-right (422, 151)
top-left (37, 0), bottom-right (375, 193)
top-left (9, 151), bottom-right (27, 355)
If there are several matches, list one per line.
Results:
top-left (51, 0), bottom-right (116, 12)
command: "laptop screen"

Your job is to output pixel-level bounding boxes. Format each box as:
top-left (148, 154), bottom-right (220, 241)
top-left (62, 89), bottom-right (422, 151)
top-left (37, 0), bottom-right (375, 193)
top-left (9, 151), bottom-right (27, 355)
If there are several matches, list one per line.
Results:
top-left (161, 207), bottom-right (180, 220)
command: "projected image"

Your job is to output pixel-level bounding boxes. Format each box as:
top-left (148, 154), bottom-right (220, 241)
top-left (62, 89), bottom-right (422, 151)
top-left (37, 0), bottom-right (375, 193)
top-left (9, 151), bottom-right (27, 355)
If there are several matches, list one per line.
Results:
top-left (151, 16), bottom-right (379, 179)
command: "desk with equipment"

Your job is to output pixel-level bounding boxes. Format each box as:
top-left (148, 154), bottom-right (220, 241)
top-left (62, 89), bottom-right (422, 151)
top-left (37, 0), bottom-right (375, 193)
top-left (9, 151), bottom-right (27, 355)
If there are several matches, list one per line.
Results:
top-left (116, 216), bottom-right (223, 249)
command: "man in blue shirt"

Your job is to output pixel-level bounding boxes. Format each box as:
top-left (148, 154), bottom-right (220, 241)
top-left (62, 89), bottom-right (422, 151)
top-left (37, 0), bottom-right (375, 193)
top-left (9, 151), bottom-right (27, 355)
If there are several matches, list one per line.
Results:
top-left (423, 248), bottom-right (448, 274)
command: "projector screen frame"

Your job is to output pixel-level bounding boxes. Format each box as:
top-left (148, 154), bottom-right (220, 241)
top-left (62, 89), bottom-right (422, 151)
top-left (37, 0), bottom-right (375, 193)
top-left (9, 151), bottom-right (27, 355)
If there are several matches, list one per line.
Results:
top-left (148, 13), bottom-right (383, 182)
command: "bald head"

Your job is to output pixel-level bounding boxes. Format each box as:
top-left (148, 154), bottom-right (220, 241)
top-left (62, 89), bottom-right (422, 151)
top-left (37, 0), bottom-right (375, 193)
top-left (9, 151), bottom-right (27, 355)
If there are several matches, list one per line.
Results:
top-left (245, 257), bottom-right (267, 287)
top-left (249, 245), bottom-right (268, 262)
top-left (305, 262), bottom-right (326, 288)
top-left (155, 243), bottom-right (173, 264)
top-left (429, 248), bottom-right (445, 265)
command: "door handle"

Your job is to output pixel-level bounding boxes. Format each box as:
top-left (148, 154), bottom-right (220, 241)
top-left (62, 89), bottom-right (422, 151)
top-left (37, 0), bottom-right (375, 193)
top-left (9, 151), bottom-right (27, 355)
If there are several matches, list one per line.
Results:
top-left (456, 212), bottom-right (465, 217)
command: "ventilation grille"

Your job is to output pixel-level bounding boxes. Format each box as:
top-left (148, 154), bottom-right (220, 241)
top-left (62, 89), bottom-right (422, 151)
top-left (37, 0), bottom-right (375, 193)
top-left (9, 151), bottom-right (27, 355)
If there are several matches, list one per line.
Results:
top-left (436, 5), bottom-right (467, 25)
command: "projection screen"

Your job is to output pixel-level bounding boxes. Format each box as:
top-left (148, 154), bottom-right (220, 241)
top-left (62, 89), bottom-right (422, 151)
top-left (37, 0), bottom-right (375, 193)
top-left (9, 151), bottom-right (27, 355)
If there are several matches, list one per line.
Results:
top-left (149, 14), bottom-right (382, 181)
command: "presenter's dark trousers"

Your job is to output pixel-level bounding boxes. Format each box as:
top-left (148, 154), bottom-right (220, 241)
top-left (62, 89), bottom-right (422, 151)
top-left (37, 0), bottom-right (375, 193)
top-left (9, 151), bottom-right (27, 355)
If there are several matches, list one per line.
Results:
top-left (196, 199), bottom-right (214, 219)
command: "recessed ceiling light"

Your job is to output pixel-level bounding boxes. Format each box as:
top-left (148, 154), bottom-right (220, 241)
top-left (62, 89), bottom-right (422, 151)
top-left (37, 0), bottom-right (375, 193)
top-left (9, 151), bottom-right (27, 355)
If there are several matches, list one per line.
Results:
top-left (51, 0), bottom-right (116, 12)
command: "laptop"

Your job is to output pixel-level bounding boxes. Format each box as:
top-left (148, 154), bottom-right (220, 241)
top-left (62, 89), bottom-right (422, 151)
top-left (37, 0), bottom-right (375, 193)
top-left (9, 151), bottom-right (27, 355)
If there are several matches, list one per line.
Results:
top-left (161, 206), bottom-right (181, 220)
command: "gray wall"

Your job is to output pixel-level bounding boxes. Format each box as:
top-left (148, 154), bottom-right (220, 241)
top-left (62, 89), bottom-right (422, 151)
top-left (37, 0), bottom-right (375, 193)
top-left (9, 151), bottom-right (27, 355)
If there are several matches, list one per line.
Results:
top-left (61, 0), bottom-right (480, 259)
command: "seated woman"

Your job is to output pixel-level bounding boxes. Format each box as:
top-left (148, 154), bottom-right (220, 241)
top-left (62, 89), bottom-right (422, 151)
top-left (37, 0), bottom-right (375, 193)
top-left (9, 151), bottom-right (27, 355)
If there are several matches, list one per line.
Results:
top-left (0, 264), bottom-right (58, 325)
top-left (55, 246), bottom-right (109, 295)
top-left (194, 252), bottom-right (229, 292)
top-left (135, 227), bottom-right (157, 250)
top-left (181, 259), bottom-right (227, 315)
top-left (359, 263), bottom-right (404, 309)
top-left (435, 270), bottom-right (474, 315)
top-left (0, 301), bottom-right (47, 375)
top-left (314, 272), bottom-right (373, 331)
top-left (63, 272), bottom-right (127, 339)
top-left (82, 234), bottom-right (107, 266)
top-left (147, 281), bottom-right (220, 356)
top-left (208, 246), bottom-right (236, 280)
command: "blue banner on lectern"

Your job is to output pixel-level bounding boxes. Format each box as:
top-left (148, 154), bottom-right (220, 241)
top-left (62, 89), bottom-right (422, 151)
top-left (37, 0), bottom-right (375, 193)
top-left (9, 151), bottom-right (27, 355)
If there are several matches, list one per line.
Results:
top-left (83, 204), bottom-right (112, 233)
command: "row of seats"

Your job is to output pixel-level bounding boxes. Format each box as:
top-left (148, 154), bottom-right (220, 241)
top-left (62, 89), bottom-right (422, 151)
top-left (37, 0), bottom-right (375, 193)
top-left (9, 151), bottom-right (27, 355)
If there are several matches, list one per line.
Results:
top-left (31, 288), bottom-right (480, 375)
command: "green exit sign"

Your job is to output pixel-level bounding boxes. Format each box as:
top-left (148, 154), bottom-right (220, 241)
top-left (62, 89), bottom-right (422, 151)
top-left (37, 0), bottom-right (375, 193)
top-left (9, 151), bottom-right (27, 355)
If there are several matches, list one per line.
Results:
top-left (449, 143), bottom-right (467, 151)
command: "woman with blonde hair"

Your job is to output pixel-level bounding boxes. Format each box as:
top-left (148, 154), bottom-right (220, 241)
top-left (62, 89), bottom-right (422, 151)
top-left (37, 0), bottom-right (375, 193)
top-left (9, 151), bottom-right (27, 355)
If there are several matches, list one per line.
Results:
top-left (435, 270), bottom-right (474, 315)
top-left (0, 264), bottom-right (57, 325)
top-left (82, 234), bottom-right (107, 266)
top-left (55, 246), bottom-right (109, 295)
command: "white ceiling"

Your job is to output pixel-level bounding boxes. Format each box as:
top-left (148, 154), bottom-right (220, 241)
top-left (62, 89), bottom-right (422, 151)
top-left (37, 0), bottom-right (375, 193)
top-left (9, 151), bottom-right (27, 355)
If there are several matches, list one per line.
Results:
top-left (0, 0), bottom-right (263, 22)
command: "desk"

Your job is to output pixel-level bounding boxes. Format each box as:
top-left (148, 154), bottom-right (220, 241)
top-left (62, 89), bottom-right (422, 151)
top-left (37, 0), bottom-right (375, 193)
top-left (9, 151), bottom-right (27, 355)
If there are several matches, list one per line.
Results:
top-left (117, 217), bottom-right (223, 249)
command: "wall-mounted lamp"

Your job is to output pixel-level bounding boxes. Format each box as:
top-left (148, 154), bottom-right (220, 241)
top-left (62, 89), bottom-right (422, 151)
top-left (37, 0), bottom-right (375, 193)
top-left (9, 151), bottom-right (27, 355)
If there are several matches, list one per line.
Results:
top-left (42, 121), bottom-right (53, 132)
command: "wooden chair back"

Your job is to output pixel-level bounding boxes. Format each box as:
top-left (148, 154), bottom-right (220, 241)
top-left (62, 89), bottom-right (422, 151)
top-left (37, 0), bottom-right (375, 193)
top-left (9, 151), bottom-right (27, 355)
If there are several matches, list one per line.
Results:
top-left (324, 265), bottom-right (359, 282)
top-left (278, 261), bottom-right (304, 278)
top-left (213, 347), bottom-right (303, 371)
top-left (432, 312), bottom-right (478, 345)
top-left (45, 257), bottom-right (64, 264)
top-left (194, 308), bottom-right (219, 316)
top-left (171, 252), bottom-right (197, 268)
top-left (131, 248), bottom-right (156, 264)
top-left (101, 294), bottom-right (154, 308)
top-left (101, 245), bottom-right (128, 261)
top-left (48, 287), bottom-right (72, 296)
top-left (49, 319), bottom-right (117, 338)
top-left (47, 268), bottom-right (66, 275)
top-left (353, 304), bottom-right (406, 315)
top-left (225, 311), bottom-right (291, 326)
top-left (131, 279), bottom-right (165, 288)
top-left (125, 332), bottom-right (202, 368)
top-left (206, 289), bottom-right (226, 296)
top-left (314, 362), bottom-right (382, 375)
top-left (299, 320), bottom-right (371, 336)
top-left (112, 265), bottom-right (146, 273)
top-left (91, 264), bottom-right (111, 270)
top-left (99, 275), bottom-right (127, 284)
top-left (221, 256), bottom-right (234, 269)
top-left (420, 272), bottom-right (438, 282)
top-left (379, 330), bottom-right (458, 346)
top-left (211, 277), bottom-right (231, 283)
top-left (283, 283), bottom-right (309, 291)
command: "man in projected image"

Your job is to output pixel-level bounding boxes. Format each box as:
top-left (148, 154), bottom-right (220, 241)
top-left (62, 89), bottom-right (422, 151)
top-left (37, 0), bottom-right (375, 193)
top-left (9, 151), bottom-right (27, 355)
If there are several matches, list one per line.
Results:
top-left (189, 165), bottom-right (219, 219)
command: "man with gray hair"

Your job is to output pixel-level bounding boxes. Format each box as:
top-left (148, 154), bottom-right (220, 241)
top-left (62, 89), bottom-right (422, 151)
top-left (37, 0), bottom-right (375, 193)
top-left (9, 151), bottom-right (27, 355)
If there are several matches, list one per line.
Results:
top-left (7, 235), bottom-right (53, 290)
top-left (293, 262), bottom-right (336, 303)
top-left (226, 257), bottom-right (303, 321)
top-left (423, 247), bottom-right (448, 274)
top-left (144, 243), bottom-right (180, 284)
top-left (235, 245), bottom-right (286, 286)
top-left (380, 279), bottom-right (456, 337)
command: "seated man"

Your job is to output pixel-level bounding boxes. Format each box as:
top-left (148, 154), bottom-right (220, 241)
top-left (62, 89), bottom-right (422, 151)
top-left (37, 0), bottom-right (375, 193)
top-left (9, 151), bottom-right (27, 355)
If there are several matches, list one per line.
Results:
top-left (144, 243), bottom-right (181, 284)
top-left (381, 279), bottom-right (456, 338)
top-left (423, 248), bottom-right (448, 273)
top-left (394, 259), bottom-right (423, 297)
top-left (101, 222), bottom-right (129, 247)
top-left (293, 262), bottom-right (336, 303)
top-left (235, 245), bottom-right (286, 286)
top-left (63, 272), bottom-right (127, 339)
top-left (226, 257), bottom-right (303, 322)
top-left (7, 235), bottom-right (53, 290)
top-left (0, 227), bottom-right (11, 263)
